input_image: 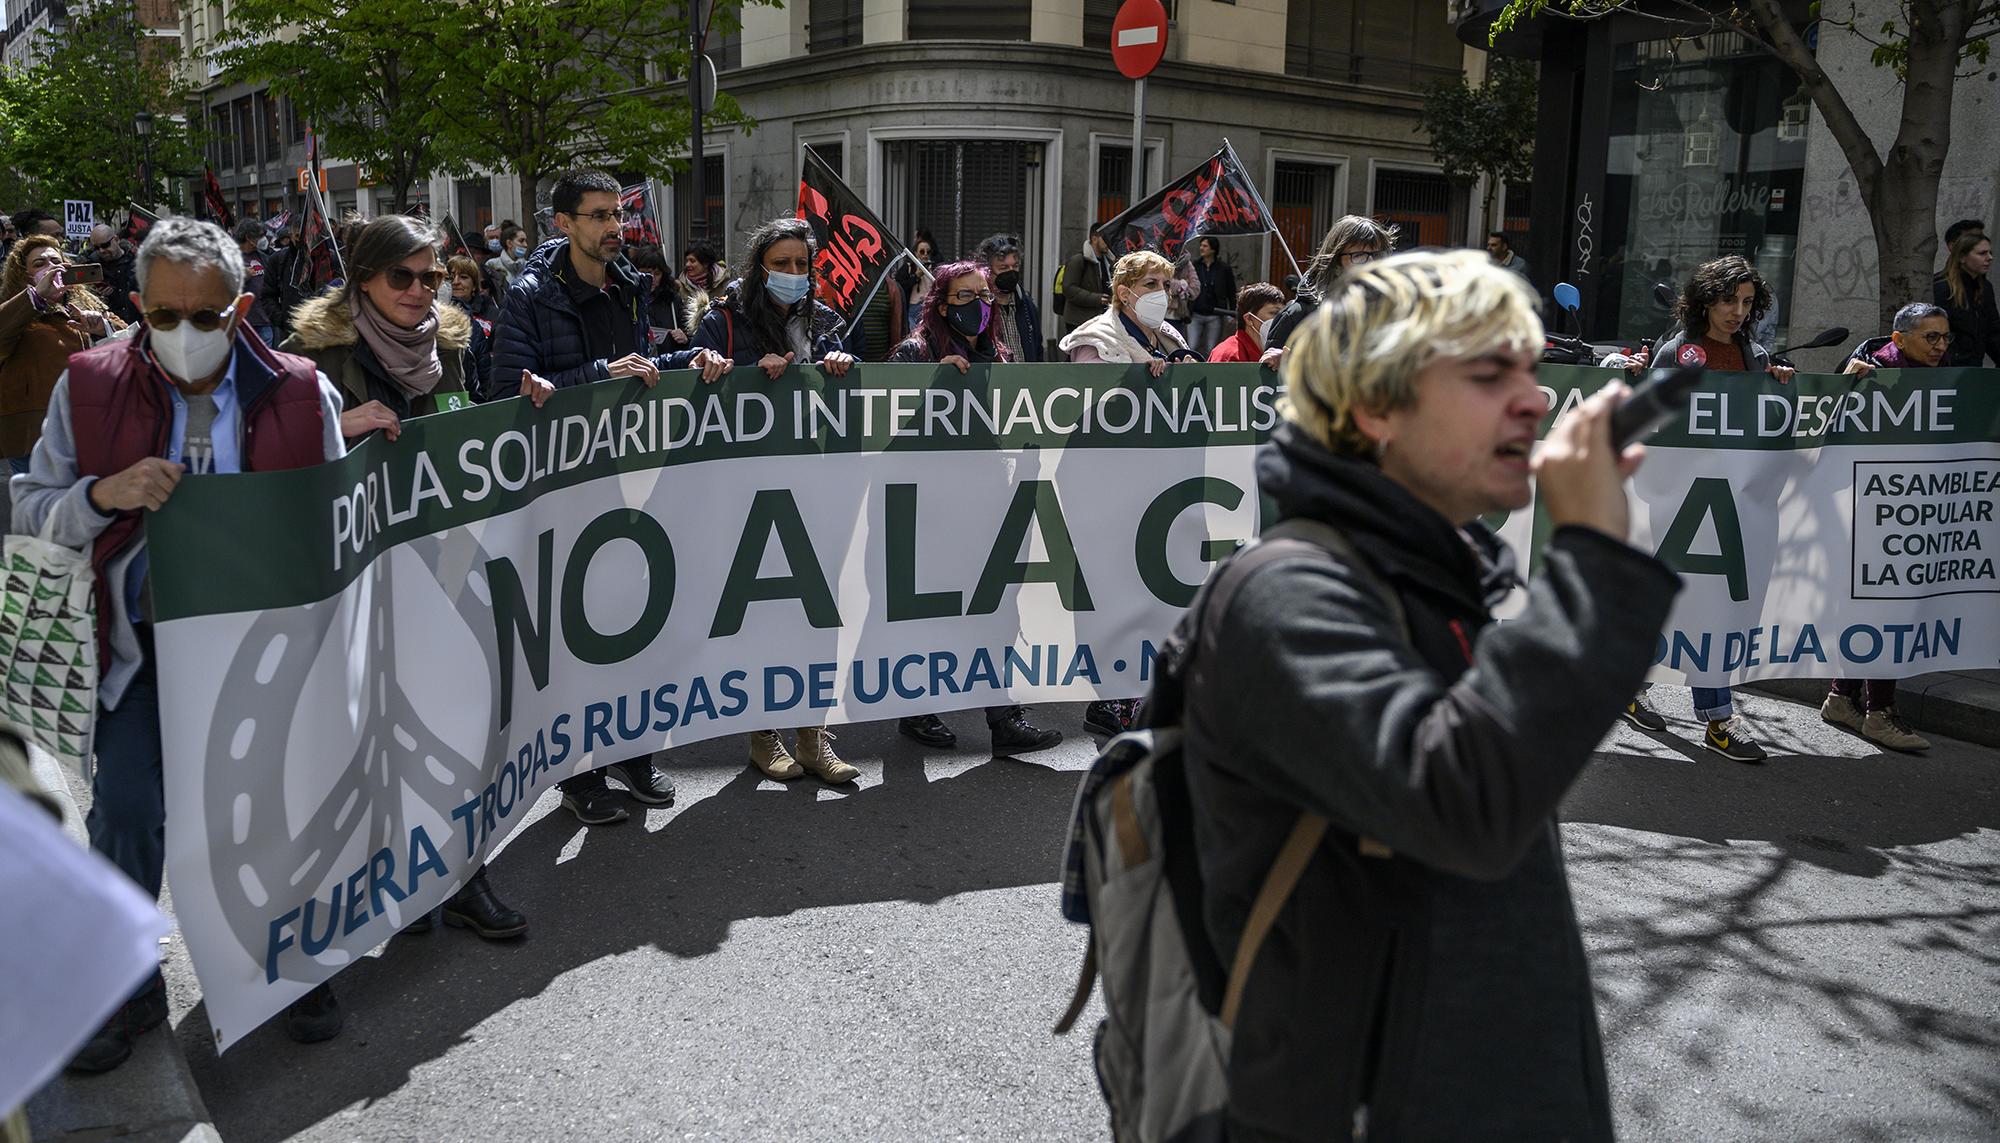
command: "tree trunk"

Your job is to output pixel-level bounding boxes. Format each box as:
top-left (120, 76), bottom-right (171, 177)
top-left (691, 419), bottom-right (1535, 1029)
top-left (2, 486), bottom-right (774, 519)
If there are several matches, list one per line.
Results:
top-left (1747, 0), bottom-right (1964, 332)
top-left (518, 167), bottom-right (541, 243)
top-left (1866, 0), bottom-right (1963, 330)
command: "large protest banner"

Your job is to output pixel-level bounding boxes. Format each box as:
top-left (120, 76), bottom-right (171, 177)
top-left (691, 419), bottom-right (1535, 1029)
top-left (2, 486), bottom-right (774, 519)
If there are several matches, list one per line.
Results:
top-left (1494, 366), bottom-right (1998, 679)
top-left (147, 362), bottom-right (1279, 1048)
top-left (143, 363), bottom-right (1997, 1046)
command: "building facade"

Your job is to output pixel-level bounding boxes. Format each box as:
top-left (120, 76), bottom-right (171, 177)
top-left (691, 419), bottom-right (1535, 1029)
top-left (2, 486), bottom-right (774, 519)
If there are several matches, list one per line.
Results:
top-left (650, 0), bottom-right (1487, 325)
top-left (1460, 0), bottom-right (2000, 349)
top-left (180, 0), bottom-right (1502, 323)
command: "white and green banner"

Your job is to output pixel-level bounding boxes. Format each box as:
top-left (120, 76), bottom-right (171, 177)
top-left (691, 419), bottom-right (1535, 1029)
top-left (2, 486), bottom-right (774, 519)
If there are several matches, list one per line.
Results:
top-left (143, 363), bottom-right (1997, 1047)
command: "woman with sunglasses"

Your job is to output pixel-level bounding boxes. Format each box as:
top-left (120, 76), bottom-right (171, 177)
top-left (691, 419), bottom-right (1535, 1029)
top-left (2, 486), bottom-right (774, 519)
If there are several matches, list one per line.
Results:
top-left (0, 234), bottom-right (125, 473)
top-left (691, 216), bottom-right (860, 785)
top-left (284, 216), bottom-right (552, 443)
top-left (280, 215), bottom-right (537, 946)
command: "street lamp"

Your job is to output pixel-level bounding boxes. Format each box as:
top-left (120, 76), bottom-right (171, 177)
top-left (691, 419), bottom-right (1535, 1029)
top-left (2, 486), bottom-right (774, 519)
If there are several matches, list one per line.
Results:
top-left (133, 111), bottom-right (155, 206)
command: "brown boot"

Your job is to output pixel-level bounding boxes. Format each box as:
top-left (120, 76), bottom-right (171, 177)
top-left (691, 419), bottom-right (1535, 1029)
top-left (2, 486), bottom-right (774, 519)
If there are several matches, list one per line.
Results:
top-left (794, 727), bottom-right (859, 784)
top-left (749, 730), bottom-right (804, 780)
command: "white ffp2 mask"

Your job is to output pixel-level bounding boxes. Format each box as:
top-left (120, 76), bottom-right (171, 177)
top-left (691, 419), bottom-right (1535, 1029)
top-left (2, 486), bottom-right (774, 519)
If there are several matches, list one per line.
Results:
top-left (1132, 290), bottom-right (1171, 330)
top-left (150, 316), bottom-right (235, 384)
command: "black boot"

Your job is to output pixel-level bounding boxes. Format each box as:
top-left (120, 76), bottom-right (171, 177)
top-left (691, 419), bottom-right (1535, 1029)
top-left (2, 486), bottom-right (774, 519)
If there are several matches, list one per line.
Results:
top-left (66, 969), bottom-right (168, 1074)
top-left (283, 982), bottom-right (343, 1044)
top-left (990, 710), bottom-right (1062, 754)
top-left (898, 714), bottom-right (957, 748)
top-left (442, 867), bottom-right (528, 939)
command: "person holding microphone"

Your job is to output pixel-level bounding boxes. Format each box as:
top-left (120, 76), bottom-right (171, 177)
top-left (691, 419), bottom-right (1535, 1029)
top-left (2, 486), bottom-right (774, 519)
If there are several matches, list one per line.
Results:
top-left (1182, 249), bottom-right (1677, 1141)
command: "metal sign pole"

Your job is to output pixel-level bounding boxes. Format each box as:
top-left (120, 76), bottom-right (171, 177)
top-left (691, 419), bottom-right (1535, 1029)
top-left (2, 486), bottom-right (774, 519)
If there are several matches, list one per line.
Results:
top-left (1128, 77), bottom-right (1146, 210)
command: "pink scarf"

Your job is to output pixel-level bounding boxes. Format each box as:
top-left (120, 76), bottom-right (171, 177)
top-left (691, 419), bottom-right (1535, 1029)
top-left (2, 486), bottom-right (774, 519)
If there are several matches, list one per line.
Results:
top-left (350, 294), bottom-right (444, 399)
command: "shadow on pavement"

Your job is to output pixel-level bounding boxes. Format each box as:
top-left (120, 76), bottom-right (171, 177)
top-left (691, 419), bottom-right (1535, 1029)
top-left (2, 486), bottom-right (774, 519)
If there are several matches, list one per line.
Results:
top-left (174, 718), bottom-right (1087, 1143)
top-left (1568, 741), bottom-right (1999, 876)
top-left (1563, 730), bottom-right (2000, 1133)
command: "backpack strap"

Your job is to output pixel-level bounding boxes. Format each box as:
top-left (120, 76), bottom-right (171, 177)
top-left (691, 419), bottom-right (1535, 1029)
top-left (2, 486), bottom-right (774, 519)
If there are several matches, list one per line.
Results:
top-left (1221, 813), bottom-right (1327, 1029)
top-left (1195, 516), bottom-right (1410, 1030)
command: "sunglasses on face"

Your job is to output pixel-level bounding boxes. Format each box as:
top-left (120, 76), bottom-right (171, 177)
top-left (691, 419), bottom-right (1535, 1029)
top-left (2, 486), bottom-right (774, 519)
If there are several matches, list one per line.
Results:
top-left (144, 306), bottom-right (233, 332)
top-left (379, 265), bottom-right (446, 291)
top-left (1915, 331), bottom-right (1953, 347)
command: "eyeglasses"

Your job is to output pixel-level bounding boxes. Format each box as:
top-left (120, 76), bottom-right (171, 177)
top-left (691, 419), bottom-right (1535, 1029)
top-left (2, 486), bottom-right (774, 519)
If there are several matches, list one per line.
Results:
top-left (143, 306), bottom-right (232, 332)
top-left (379, 266), bottom-right (447, 292)
top-left (1342, 250), bottom-right (1380, 265)
top-left (1915, 331), bottom-right (1954, 347)
top-left (946, 289), bottom-right (996, 304)
top-left (568, 209), bottom-right (639, 226)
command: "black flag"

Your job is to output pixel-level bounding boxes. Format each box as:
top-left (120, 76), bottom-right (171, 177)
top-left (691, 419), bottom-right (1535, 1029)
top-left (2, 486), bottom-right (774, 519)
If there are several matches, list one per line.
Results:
top-left (1093, 142), bottom-right (1273, 261)
top-left (795, 146), bottom-right (911, 327)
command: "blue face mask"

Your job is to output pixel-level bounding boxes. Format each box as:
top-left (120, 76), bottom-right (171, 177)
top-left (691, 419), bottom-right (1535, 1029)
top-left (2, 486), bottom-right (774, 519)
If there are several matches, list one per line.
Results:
top-left (765, 270), bottom-right (811, 306)
top-left (487, 238), bottom-right (502, 253)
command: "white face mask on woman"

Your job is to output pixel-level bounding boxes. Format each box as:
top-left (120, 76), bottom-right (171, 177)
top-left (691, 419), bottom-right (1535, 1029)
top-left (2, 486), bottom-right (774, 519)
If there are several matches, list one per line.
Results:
top-left (1130, 289), bottom-right (1170, 330)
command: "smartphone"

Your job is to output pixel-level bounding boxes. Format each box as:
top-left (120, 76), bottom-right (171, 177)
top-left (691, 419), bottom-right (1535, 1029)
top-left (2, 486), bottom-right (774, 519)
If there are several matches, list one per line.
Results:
top-left (65, 262), bottom-right (105, 285)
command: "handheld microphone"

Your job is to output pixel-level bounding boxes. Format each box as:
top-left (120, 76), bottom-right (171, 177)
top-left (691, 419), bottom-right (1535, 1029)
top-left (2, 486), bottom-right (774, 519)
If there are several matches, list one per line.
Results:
top-left (1609, 366), bottom-right (1706, 448)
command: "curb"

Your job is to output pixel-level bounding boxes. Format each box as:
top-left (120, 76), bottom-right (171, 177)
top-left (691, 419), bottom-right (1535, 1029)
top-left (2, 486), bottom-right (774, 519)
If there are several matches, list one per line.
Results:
top-left (1745, 668), bottom-right (2000, 749)
top-left (23, 750), bottom-right (221, 1143)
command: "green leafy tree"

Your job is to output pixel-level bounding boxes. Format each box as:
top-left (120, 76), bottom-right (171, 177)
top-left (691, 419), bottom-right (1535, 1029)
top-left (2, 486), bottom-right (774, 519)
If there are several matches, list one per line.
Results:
top-left (421, 0), bottom-right (754, 242)
top-left (217, 0), bottom-right (447, 213)
top-left (0, 1), bottom-right (200, 214)
top-left (1492, 0), bottom-right (2000, 329)
top-left (1416, 57), bottom-right (1539, 232)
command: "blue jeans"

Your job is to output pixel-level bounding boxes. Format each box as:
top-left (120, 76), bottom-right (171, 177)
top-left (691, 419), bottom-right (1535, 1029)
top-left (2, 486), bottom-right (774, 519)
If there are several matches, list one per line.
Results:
top-left (1690, 686), bottom-right (1734, 722)
top-left (88, 640), bottom-right (165, 899)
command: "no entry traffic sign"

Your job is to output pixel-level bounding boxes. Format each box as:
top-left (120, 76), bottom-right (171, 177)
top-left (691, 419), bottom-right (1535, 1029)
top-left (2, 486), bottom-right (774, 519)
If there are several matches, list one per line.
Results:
top-left (1110, 0), bottom-right (1168, 79)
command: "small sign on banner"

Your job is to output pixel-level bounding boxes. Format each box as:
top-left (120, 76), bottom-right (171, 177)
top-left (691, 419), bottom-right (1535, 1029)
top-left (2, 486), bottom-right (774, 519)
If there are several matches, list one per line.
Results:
top-left (63, 200), bottom-right (94, 241)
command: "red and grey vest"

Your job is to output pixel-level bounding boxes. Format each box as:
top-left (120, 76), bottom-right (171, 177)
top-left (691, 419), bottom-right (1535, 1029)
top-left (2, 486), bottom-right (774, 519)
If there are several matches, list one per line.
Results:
top-left (65, 330), bottom-right (327, 664)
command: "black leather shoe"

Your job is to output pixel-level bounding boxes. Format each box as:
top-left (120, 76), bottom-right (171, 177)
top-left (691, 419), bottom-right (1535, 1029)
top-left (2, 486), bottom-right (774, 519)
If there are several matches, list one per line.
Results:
top-left (898, 714), bottom-right (957, 749)
top-left (283, 982), bottom-right (343, 1044)
top-left (443, 868), bottom-right (528, 939)
top-left (991, 712), bottom-right (1062, 754)
top-left (404, 908), bottom-right (436, 934)
top-left (66, 969), bottom-right (168, 1074)
top-left (611, 757), bottom-right (676, 805)
top-left (560, 773), bottom-right (629, 825)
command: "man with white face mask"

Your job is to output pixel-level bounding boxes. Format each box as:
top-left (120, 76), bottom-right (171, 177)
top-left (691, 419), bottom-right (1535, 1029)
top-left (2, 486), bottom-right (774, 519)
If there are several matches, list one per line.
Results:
top-left (12, 217), bottom-right (347, 1072)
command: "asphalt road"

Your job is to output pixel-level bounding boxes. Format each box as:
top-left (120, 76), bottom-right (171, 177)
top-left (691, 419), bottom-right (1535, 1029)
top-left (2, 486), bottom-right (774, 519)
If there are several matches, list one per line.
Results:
top-left (143, 688), bottom-right (1997, 1142)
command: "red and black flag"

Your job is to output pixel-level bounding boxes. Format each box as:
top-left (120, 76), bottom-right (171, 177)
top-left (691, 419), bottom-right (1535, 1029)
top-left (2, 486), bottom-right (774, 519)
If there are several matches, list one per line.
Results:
top-left (1093, 141), bottom-right (1277, 262)
top-left (438, 213), bottom-right (471, 259)
top-left (121, 202), bottom-right (158, 246)
top-left (620, 183), bottom-right (661, 246)
top-left (795, 145), bottom-right (912, 328)
top-left (202, 168), bottom-right (236, 230)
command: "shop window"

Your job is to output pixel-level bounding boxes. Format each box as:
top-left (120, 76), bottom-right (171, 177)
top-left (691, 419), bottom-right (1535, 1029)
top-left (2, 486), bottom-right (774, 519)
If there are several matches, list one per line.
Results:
top-left (1271, 160), bottom-right (1340, 289)
top-left (909, 0), bottom-right (1028, 40)
top-left (1373, 167), bottom-right (1465, 249)
top-left (1595, 37), bottom-right (1807, 343)
top-left (1091, 141), bottom-right (1162, 225)
top-left (456, 179), bottom-right (493, 232)
top-left (881, 139), bottom-right (1042, 264)
top-left (804, 141), bottom-right (843, 179)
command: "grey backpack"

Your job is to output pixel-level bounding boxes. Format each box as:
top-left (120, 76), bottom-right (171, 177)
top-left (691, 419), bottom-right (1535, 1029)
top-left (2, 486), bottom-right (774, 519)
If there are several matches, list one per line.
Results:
top-left (1056, 519), bottom-right (1404, 1143)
